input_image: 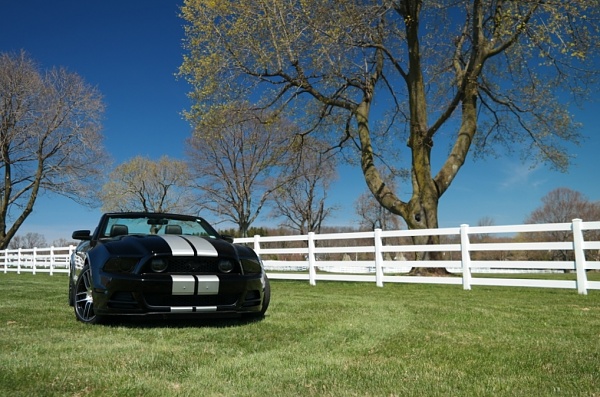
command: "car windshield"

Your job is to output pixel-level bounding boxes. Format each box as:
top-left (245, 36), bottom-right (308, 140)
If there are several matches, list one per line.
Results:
top-left (100, 214), bottom-right (219, 239)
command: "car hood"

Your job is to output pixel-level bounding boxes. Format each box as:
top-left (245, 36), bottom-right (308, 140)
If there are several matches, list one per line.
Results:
top-left (101, 234), bottom-right (250, 259)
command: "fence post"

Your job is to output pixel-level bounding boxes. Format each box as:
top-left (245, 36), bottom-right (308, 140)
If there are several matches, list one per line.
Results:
top-left (460, 224), bottom-right (472, 291)
top-left (572, 219), bottom-right (588, 295)
top-left (17, 248), bottom-right (22, 274)
top-left (308, 232), bottom-right (317, 286)
top-left (2, 249), bottom-right (6, 274)
top-left (50, 246), bottom-right (55, 276)
top-left (374, 229), bottom-right (384, 287)
top-left (32, 247), bottom-right (37, 275)
top-left (252, 235), bottom-right (261, 256)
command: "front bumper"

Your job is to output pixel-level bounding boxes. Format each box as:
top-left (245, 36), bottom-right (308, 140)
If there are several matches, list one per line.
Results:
top-left (92, 271), bottom-right (265, 316)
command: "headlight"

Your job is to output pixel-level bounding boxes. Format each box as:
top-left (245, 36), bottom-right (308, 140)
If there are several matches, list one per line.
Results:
top-left (218, 259), bottom-right (234, 273)
top-left (150, 258), bottom-right (168, 273)
top-left (240, 258), bottom-right (262, 274)
top-left (103, 257), bottom-right (138, 273)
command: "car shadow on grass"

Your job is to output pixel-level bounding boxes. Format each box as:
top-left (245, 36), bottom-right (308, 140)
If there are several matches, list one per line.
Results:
top-left (98, 314), bottom-right (267, 329)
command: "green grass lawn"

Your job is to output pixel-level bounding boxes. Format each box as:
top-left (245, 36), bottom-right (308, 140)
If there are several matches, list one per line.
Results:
top-left (0, 273), bottom-right (599, 397)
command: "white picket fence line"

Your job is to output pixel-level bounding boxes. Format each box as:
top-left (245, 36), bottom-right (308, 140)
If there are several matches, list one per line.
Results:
top-left (0, 246), bottom-right (76, 275)
top-left (2, 219), bottom-right (599, 294)
top-left (234, 219), bottom-right (600, 295)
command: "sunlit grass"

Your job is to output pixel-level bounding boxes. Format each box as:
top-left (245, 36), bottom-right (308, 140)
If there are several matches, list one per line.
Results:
top-left (0, 273), bottom-right (599, 396)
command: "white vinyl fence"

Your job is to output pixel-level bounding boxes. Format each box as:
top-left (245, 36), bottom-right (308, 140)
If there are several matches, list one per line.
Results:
top-left (1, 246), bottom-right (75, 275)
top-left (235, 219), bottom-right (600, 295)
top-left (2, 220), bottom-right (599, 294)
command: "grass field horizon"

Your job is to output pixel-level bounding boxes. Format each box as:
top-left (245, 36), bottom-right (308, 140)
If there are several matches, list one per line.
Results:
top-left (1, 273), bottom-right (599, 396)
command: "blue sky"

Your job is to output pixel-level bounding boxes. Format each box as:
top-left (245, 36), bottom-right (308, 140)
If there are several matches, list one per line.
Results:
top-left (1, 0), bottom-right (599, 243)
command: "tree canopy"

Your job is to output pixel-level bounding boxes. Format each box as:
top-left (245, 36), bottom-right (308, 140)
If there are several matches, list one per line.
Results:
top-left (180, 0), bottom-right (599, 273)
top-left (0, 51), bottom-right (107, 249)
top-left (179, 0), bottom-right (599, 233)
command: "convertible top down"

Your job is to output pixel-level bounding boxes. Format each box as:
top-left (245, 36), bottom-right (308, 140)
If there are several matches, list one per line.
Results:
top-left (68, 212), bottom-right (270, 323)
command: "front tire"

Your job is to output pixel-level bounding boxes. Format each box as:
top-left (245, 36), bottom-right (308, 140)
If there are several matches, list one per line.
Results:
top-left (259, 275), bottom-right (271, 316)
top-left (74, 265), bottom-right (103, 324)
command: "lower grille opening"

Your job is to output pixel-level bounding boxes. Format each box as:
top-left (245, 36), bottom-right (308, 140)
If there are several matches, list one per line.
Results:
top-left (108, 291), bottom-right (139, 309)
top-left (144, 294), bottom-right (238, 307)
top-left (243, 290), bottom-right (261, 307)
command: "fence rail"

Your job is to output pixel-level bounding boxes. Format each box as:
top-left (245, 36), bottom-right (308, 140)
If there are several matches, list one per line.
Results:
top-left (234, 219), bottom-right (600, 295)
top-left (3, 219), bottom-right (599, 294)
top-left (1, 246), bottom-right (75, 275)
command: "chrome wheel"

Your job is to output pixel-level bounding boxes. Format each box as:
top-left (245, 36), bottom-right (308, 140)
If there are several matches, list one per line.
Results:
top-left (74, 265), bottom-right (100, 324)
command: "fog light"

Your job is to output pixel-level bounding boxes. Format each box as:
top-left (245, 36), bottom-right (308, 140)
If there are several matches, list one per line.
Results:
top-left (151, 258), bottom-right (168, 273)
top-left (218, 259), bottom-right (234, 273)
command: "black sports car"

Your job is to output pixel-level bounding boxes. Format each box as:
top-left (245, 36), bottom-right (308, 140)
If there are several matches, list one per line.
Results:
top-left (68, 212), bottom-right (270, 324)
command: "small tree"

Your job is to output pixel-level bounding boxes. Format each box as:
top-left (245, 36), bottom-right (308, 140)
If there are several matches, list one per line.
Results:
top-left (101, 156), bottom-right (194, 213)
top-left (0, 51), bottom-right (107, 249)
top-left (355, 190), bottom-right (404, 231)
top-left (475, 216), bottom-right (495, 241)
top-left (52, 237), bottom-right (74, 248)
top-left (186, 105), bottom-right (294, 237)
top-left (525, 187), bottom-right (600, 262)
top-left (271, 138), bottom-right (338, 234)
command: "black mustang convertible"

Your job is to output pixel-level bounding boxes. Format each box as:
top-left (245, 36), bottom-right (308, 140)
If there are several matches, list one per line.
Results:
top-left (68, 212), bottom-right (270, 324)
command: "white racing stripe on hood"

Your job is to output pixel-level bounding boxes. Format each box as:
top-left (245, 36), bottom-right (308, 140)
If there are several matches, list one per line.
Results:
top-left (182, 235), bottom-right (219, 257)
top-left (160, 235), bottom-right (194, 256)
top-left (159, 234), bottom-right (218, 257)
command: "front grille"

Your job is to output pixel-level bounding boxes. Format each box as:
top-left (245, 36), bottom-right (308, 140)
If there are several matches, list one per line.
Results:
top-left (141, 256), bottom-right (240, 274)
top-left (167, 257), bottom-right (220, 273)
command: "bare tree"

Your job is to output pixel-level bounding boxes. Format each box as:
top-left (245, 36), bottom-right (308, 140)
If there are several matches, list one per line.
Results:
top-left (527, 188), bottom-right (600, 224)
top-left (525, 187), bottom-right (600, 262)
top-left (186, 105), bottom-right (294, 237)
top-left (8, 232), bottom-right (47, 249)
top-left (271, 138), bottom-right (338, 234)
top-left (52, 237), bottom-right (75, 247)
top-left (101, 156), bottom-right (194, 213)
top-left (355, 190), bottom-right (404, 231)
top-left (179, 0), bottom-right (599, 274)
top-left (0, 51), bottom-right (107, 249)
top-left (474, 216), bottom-right (495, 241)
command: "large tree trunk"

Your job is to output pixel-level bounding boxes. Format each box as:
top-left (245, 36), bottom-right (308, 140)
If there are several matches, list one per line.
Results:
top-left (359, 0), bottom-right (484, 276)
top-left (401, 0), bottom-right (448, 276)
top-left (355, 58), bottom-right (449, 275)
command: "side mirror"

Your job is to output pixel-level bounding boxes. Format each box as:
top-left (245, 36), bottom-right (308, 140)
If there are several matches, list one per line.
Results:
top-left (72, 230), bottom-right (92, 241)
top-left (221, 234), bottom-right (234, 244)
